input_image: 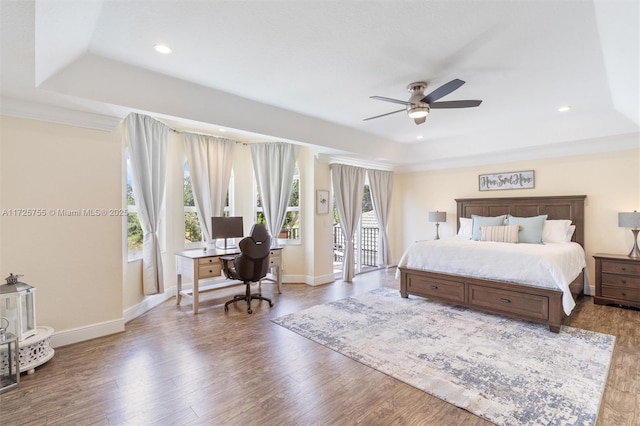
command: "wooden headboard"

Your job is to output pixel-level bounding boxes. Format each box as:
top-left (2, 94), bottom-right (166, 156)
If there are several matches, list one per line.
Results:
top-left (455, 195), bottom-right (587, 248)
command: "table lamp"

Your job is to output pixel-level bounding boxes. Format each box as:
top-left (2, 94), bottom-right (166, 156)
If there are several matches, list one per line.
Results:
top-left (428, 211), bottom-right (447, 240)
top-left (618, 210), bottom-right (640, 258)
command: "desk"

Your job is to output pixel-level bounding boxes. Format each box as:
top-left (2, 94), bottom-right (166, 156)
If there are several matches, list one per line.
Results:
top-left (175, 247), bottom-right (282, 313)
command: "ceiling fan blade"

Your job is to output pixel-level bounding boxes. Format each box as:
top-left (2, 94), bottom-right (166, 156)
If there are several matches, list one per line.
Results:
top-left (414, 116), bottom-right (427, 125)
top-left (422, 79), bottom-right (465, 103)
top-left (430, 100), bottom-right (482, 108)
top-left (370, 96), bottom-right (409, 106)
top-left (363, 108), bottom-right (406, 121)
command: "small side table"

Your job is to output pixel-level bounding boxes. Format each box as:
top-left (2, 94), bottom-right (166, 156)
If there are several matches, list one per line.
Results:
top-left (0, 332), bottom-right (20, 394)
top-left (593, 253), bottom-right (640, 309)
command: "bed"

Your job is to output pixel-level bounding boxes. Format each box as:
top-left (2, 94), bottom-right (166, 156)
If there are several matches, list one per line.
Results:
top-left (398, 195), bottom-right (587, 332)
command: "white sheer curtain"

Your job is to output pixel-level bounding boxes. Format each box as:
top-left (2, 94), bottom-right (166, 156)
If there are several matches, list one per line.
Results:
top-left (331, 163), bottom-right (366, 282)
top-left (124, 113), bottom-right (168, 295)
top-left (367, 169), bottom-right (393, 267)
top-left (251, 142), bottom-right (298, 247)
top-left (183, 133), bottom-right (235, 244)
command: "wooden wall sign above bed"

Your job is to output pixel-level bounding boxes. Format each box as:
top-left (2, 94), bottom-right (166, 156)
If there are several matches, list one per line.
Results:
top-left (479, 170), bottom-right (534, 191)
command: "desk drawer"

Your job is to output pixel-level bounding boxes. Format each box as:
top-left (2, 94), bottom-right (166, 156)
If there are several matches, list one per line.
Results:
top-left (269, 250), bottom-right (281, 267)
top-left (601, 260), bottom-right (640, 276)
top-left (468, 285), bottom-right (549, 320)
top-left (199, 257), bottom-right (221, 266)
top-left (406, 276), bottom-right (464, 303)
top-left (199, 264), bottom-right (221, 279)
top-left (198, 257), bottom-right (222, 278)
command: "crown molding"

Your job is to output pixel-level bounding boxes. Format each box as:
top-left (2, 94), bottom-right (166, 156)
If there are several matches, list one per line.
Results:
top-left (399, 132), bottom-right (640, 173)
top-left (315, 153), bottom-right (396, 171)
top-left (0, 97), bottom-right (122, 132)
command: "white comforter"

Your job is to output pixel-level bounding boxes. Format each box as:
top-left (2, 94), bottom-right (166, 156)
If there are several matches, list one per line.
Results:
top-left (397, 237), bottom-right (586, 315)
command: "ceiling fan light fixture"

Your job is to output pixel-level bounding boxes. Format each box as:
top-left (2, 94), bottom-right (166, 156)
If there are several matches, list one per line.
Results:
top-left (408, 106), bottom-right (429, 118)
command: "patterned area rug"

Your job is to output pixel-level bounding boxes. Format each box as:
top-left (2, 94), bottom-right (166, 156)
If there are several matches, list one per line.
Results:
top-left (272, 287), bottom-right (615, 426)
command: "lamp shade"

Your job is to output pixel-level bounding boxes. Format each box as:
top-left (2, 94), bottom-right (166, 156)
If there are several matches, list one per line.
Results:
top-left (618, 211), bottom-right (640, 229)
top-left (428, 211), bottom-right (447, 223)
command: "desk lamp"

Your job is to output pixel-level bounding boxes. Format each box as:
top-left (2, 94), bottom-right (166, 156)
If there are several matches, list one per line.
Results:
top-left (619, 210), bottom-right (640, 258)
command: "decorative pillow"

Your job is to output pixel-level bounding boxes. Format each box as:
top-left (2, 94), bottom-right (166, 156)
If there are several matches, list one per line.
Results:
top-left (457, 217), bottom-right (472, 239)
top-left (542, 219), bottom-right (573, 244)
top-left (471, 214), bottom-right (507, 241)
top-left (507, 214), bottom-right (548, 244)
top-left (480, 225), bottom-right (520, 243)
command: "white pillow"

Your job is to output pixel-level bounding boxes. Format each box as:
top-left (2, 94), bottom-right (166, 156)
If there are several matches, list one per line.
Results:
top-left (542, 220), bottom-right (573, 244)
top-left (458, 217), bottom-right (472, 239)
top-left (565, 225), bottom-right (576, 242)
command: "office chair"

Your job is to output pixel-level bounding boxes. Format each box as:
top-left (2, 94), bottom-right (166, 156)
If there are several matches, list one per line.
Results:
top-left (221, 224), bottom-right (274, 314)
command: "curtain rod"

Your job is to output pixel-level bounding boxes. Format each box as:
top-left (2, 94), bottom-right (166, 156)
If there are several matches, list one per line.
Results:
top-left (168, 127), bottom-right (248, 145)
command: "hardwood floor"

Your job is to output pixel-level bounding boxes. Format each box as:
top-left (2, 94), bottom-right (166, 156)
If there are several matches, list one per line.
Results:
top-left (1, 269), bottom-right (638, 425)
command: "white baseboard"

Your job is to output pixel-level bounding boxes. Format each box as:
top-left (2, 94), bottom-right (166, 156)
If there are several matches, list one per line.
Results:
top-left (50, 319), bottom-right (125, 348)
top-left (282, 273), bottom-right (335, 286)
top-left (123, 287), bottom-right (176, 323)
top-left (50, 288), bottom-right (177, 348)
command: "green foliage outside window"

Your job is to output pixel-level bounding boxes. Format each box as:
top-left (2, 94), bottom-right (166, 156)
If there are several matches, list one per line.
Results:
top-left (183, 176), bottom-right (202, 243)
top-left (127, 183), bottom-right (143, 253)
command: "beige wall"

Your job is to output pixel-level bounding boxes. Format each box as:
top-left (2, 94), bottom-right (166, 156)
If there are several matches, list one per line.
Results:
top-left (0, 116), bottom-right (123, 339)
top-left (394, 147), bottom-right (640, 293)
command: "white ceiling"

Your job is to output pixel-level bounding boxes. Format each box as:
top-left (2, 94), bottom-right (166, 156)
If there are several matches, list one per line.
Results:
top-left (1, 0), bottom-right (638, 170)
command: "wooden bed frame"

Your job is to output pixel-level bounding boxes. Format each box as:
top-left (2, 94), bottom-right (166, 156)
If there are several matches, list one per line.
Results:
top-left (399, 195), bottom-right (587, 332)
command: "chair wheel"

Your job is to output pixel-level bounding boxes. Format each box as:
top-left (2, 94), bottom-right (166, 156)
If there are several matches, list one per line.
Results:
top-left (224, 306), bottom-right (229, 312)
top-left (269, 302), bottom-right (274, 307)
top-left (248, 309), bottom-right (253, 314)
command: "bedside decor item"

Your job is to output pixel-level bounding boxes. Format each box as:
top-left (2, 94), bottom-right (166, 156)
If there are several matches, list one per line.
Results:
top-left (618, 210), bottom-right (640, 258)
top-left (316, 189), bottom-right (329, 215)
top-left (0, 274), bottom-right (36, 341)
top-left (428, 211), bottom-right (446, 239)
top-left (479, 170), bottom-right (534, 191)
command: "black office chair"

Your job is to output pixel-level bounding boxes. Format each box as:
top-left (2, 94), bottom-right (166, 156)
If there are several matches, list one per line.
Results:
top-left (221, 224), bottom-right (274, 314)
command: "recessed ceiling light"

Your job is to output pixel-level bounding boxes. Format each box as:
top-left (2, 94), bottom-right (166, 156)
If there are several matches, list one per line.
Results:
top-left (416, 135), bottom-right (424, 140)
top-left (218, 128), bottom-right (226, 132)
top-left (154, 44), bottom-right (172, 54)
top-left (558, 105), bottom-right (571, 112)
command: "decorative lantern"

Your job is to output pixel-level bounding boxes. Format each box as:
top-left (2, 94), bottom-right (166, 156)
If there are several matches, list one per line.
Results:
top-left (0, 274), bottom-right (37, 341)
top-left (0, 317), bottom-right (20, 393)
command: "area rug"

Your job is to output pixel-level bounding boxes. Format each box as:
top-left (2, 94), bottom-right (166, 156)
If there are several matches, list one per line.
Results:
top-left (272, 287), bottom-right (615, 426)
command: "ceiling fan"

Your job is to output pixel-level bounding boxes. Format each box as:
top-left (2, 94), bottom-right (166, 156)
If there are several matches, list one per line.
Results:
top-left (364, 79), bottom-right (482, 125)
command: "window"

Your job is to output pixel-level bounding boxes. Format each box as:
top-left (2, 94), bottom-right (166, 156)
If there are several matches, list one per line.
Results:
top-left (183, 162), bottom-right (202, 247)
top-left (183, 162), bottom-right (234, 248)
top-left (256, 164), bottom-right (300, 241)
top-left (126, 150), bottom-right (143, 260)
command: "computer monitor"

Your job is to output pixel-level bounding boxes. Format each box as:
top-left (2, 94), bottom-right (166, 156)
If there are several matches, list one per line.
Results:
top-left (211, 216), bottom-right (244, 250)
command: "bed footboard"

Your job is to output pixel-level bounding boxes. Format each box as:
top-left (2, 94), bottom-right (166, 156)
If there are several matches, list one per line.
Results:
top-left (399, 268), bottom-right (582, 333)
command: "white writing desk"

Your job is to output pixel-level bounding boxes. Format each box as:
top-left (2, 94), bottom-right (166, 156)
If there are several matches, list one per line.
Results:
top-left (175, 247), bottom-right (282, 314)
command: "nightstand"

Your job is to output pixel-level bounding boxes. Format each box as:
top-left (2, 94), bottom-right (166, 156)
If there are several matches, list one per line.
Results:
top-left (593, 253), bottom-right (640, 309)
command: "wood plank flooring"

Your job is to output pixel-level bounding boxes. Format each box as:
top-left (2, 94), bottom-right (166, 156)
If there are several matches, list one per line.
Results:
top-left (1, 269), bottom-right (638, 425)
